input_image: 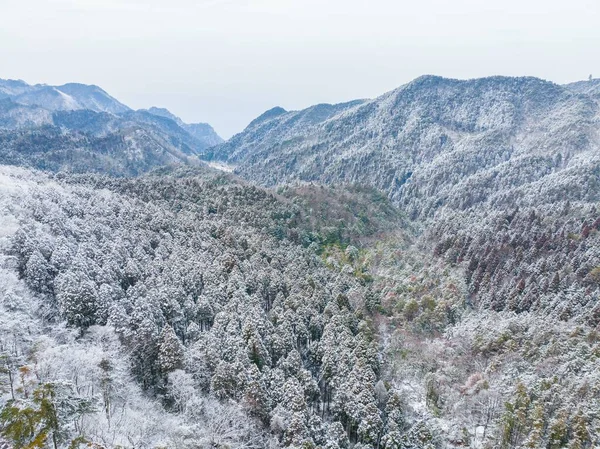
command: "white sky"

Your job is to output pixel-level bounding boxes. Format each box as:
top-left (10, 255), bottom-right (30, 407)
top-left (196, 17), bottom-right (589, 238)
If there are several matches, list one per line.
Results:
top-left (1, 0), bottom-right (598, 138)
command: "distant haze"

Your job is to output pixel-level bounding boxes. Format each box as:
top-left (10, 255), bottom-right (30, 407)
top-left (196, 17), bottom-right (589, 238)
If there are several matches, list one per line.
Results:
top-left (1, 0), bottom-right (598, 138)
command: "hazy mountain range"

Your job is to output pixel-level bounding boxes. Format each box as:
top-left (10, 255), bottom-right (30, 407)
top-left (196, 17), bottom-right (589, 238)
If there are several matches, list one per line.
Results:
top-left (0, 78), bottom-right (223, 175)
top-left (0, 79), bottom-right (130, 113)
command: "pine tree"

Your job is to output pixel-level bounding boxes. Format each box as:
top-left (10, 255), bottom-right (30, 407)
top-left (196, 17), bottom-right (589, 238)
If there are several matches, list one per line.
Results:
top-left (384, 390), bottom-right (405, 433)
top-left (243, 366), bottom-right (271, 424)
top-left (569, 410), bottom-right (589, 449)
top-left (157, 325), bottom-right (184, 375)
top-left (211, 361), bottom-right (242, 400)
top-left (524, 402), bottom-right (544, 448)
top-left (501, 382), bottom-right (530, 448)
top-left (547, 409), bottom-right (569, 449)
top-left (283, 379), bottom-right (313, 448)
top-left (54, 270), bottom-right (98, 328)
top-left (24, 250), bottom-right (53, 294)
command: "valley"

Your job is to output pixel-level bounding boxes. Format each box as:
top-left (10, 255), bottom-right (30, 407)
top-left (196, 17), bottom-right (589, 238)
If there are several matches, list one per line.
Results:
top-left (0, 75), bottom-right (599, 449)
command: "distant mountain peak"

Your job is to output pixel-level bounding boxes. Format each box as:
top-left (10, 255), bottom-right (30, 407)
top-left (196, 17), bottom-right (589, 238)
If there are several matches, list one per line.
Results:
top-left (142, 106), bottom-right (223, 147)
top-left (0, 78), bottom-right (131, 114)
top-left (208, 73), bottom-right (600, 212)
top-left (0, 78), bottom-right (34, 97)
top-left (247, 106), bottom-right (288, 128)
top-left (144, 106), bottom-right (185, 126)
top-left (57, 82), bottom-right (103, 91)
top-left (0, 78), bottom-right (223, 174)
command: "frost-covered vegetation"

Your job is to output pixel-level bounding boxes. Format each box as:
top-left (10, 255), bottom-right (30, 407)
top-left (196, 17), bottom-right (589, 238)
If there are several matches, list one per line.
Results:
top-left (1, 74), bottom-right (600, 448)
top-left (208, 76), bottom-right (599, 217)
top-left (0, 166), bottom-right (428, 448)
top-left (204, 75), bottom-right (600, 447)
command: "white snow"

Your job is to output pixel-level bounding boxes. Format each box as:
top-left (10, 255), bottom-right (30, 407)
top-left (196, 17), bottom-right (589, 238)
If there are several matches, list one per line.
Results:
top-left (204, 160), bottom-right (236, 173)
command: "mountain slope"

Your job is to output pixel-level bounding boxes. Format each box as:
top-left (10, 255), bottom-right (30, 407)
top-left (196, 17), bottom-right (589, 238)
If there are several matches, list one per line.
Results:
top-left (0, 79), bottom-right (131, 113)
top-left (0, 164), bottom-right (419, 448)
top-left (209, 75), bottom-right (600, 217)
top-left (0, 101), bottom-right (205, 176)
top-left (54, 82), bottom-right (132, 113)
top-left (0, 125), bottom-right (199, 176)
top-left (0, 98), bottom-right (53, 128)
top-left (0, 79), bottom-right (33, 97)
top-left (205, 100), bottom-right (366, 161)
top-left (208, 75), bottom-right (600, 320)
top-left (564, 78), bottom-right (600, 98)
top-left (0, 80), bottom-right (224, 175)
top-left (144, 106), bottom-right (224, 147)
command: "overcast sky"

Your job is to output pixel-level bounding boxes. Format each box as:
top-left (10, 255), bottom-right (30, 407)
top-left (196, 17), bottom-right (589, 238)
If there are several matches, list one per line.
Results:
top-left (1, 0), bottom-right (598, 138)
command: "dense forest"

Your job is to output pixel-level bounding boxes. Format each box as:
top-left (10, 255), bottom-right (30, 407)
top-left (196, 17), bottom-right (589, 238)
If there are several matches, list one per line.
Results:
top-left (1, 75), bottom-right (600, 448)
top-left (0, 165), bottom-right (433, 448)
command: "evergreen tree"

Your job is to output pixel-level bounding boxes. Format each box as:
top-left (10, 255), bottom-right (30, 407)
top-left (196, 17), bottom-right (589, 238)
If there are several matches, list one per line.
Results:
top-left (157, 325), bottom-right (184, 375)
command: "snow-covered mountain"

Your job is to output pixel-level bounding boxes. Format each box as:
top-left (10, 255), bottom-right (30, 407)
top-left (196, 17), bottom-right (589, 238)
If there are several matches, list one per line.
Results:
top-left (0, 103), bottom-right (206, 176)
top-left (143, 106), bottom-right (224, 147)
top-left (0, 79), bottom-right (34, 97)
top-left (209, 75), bottom-right (600, 217)
top-left (0, 79), bottom-right (131, 113)
top-left (0, 79), bottom-right (224, 175)
top-left (207, 74), bottom-right (600, 354)
top-left (2, 74), bottom-right (600, 448)
top-left (0, 98), bottom-right (53, 128)
top-left (205, 100), bottom-right (366, 162)
top-left (564, 77), bottom-right (600, 98)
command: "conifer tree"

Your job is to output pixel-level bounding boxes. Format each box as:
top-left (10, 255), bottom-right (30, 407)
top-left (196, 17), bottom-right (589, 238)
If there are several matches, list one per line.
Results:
top-left (157, 325), bottom-right (184, 375)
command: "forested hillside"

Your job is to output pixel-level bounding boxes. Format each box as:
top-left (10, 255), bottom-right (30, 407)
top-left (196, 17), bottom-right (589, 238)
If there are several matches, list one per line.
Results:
top-left (204, 75), bottom-right (600, 448)
top-left (1, 75), bottom-right (600, 449)
top-left (205, 74), bottom-right (600, 327)
top-left (207, 76), bottom-right (599, 216)
top-left (0, 165), bottom-right (432, 448)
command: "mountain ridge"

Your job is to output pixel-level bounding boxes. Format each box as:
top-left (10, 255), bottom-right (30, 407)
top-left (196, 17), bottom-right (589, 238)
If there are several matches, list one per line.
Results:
top-left (0, 78), bottom-right (224, 175)
top-left (0, 78), bottom-right (131, 113)
top-left (207, 74), bottom-right (600, 217)
top-left (142, 106), bottom-right (224, 147)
